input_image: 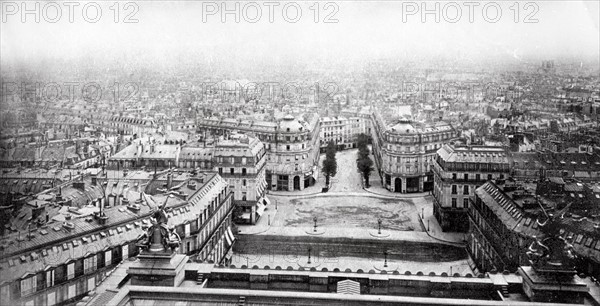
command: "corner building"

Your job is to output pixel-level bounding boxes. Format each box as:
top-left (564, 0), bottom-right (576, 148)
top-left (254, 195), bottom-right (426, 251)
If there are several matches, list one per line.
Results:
top-left (197, 114), bottom-right (321, 191)
top-left (370, 110), bottom-right (458, 193)
top-left (432, 144), bottom-right (510, 232)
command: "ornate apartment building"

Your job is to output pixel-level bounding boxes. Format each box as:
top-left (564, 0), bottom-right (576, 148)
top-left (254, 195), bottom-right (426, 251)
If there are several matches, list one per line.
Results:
top-left (213, 135), bottom-right (268, 224)
top-left (370, 110), bottom-right (458, 193)
top-left (0, 171), bottom-right (234, 306)
top-left (319, 116), bottom-right (353, 150)
top-left (432, 144), bottom-right (511, 232)
top-left (196, 114), bottom-right (321, 191)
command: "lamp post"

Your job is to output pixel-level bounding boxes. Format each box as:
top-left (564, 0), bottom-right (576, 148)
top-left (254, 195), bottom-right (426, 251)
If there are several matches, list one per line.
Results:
top-left (383, 250), bottom-right (388, 268)
top-left (308, 247), bottom-right (312, 264)
top-left (427, 219), bottom-right (430, 232)
top-left (377, 218), bottom-right (382, 235)
top-left (313, 216), bottom-right (318, 232)
top-left (422, 207), bottom-right (424, 219)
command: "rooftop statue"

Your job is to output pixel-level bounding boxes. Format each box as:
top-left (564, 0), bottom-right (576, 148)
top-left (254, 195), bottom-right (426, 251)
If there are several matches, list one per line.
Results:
top-left (138, 197), bottom-right (181, 253)
top-left (526, 213), bottom-right (576, 274)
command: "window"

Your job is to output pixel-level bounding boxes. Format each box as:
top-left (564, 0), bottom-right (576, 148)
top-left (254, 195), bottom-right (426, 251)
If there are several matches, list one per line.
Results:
top-left (463, 198), bottom-right (469, 208)
top-left (451, 185), bottom-right (457, 194)
top-left (451, 198), bottom-right (457, 208)
top-left (242, 192), bottom-right (247, 201)
top-left (20, 276), bottom-right (36, 296)
top-left (464, 174), bottom-right (469, 181)
top-left (500, 174), bottom-right (504, 179)
top-left (241, 157), bottom-right (247, 165)
top-left (46, 269), bottom-right (55, 288)
top-left (476, 174), bottom-right (480, 181)
top-left (83, 256), bottom-right (97, 274)
top-left (242, 168), bottom-right (247, 176)
top-left (105, 250), bottom-right (112, 266)
top-left (218, 168), bottom-right (223, 174)
top-left (452, 173), bottom-right (457, 180)
top-left (286, 145), bottom-right (290, 151)
top-left (487, 174), bottom-right (492, 181)
top-left (67, 263), bottom-right (75, 280)
top-left (242, 179), bottom-right (246, 187)
top-left (68, 284), bottom-right (76, 299)
top-left (230, 168), bottom-right (234, 175)
top-left (185, 224), bottom-right (191, 237)
top-left (463, 185), bottom-right (469, 195)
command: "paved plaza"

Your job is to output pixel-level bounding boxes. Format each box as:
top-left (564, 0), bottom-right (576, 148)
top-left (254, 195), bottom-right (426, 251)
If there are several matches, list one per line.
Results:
top-left (241, 148), bottom-right (465, 244)
top-left (285, 196), bottom-right (420, 231)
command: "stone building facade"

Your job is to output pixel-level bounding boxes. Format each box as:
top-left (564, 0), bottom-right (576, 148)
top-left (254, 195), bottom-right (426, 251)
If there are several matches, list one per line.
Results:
top-left (370, 110), bottom-right (458, 193)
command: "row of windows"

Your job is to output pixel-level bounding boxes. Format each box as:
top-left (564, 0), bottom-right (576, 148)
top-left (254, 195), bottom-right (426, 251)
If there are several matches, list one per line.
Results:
top-left (451, 173), bottom-right (504, 181)
top-left (218, 167), bottom-right (248, 175)
top-left (9, 244), bottom-right (133, 301)
top-left (451, 185), bottom-right (471, 195)
top-left (450, 197), bottom-right (470, 208)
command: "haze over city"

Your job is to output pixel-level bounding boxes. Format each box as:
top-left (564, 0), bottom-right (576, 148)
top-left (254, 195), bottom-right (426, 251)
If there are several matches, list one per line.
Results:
top-left (2, 1), bottom-right (599, 71)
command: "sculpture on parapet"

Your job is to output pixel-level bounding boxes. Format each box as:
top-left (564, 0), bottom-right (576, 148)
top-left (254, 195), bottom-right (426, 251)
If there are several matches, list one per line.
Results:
top-left (138, 197), bottom-right (180, 253)
top-left (526, 213), bottom-right (575, 274)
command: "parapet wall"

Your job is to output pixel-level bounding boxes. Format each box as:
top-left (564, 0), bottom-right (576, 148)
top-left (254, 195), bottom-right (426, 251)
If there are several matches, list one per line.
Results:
top-left (186, 264), bottom-right (523, 301)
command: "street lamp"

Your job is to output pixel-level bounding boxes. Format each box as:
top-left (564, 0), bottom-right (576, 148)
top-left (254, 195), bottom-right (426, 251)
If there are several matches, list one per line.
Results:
top-left (383, 250), bottom-right (388, 268)
top-left (313, 216), bottom-right (318, 232)
top-left (377, 218), bottom-right (382, 234)
top-left (308, 247), bottom-right (312, 264)
top-left (427, 219), bottom-right (430, 232)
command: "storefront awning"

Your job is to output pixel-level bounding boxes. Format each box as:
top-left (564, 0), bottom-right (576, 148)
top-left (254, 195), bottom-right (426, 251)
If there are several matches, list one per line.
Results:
top-left (227, 227), bottom-right (235, 245)
top-left (256, 203), bottom-right (265, 216)
top-left (225, 228), bottom-right (233, 246)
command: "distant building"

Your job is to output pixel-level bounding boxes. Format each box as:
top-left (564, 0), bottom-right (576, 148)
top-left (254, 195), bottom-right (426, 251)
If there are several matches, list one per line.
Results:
top-left (213, 135), bottom-right (268, 224)
top-left (319, 116), bottom-right (352, 150)
top-left (433, 144), bottom-right (510, 232)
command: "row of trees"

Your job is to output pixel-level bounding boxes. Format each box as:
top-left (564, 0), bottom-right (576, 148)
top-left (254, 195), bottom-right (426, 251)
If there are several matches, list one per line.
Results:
top-left (356, 134), bottom-right (374, 188)
top-left (322, 140), bottom-right (337, 187)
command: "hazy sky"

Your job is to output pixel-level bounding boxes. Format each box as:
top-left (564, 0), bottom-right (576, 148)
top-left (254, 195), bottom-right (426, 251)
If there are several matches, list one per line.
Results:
top-left (1, 1), bottom-right (599, 67)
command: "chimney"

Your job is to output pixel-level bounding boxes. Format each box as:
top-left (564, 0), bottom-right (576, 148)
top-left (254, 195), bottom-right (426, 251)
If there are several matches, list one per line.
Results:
top-left (91, 175), bottom-right (97, 186)
top-left (167, 171), bottom-right (173, 189)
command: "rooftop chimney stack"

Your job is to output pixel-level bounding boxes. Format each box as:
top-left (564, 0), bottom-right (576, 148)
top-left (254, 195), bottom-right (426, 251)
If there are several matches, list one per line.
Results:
top-left (167, 171), bottom-right (173, 190)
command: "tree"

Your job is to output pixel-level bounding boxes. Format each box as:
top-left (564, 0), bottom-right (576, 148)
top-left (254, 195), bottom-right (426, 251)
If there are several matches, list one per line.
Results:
top-left (232, 205), bottom-right (245, 224)
top-left (322, 141), bottom-right (337, 187)
top-left (357, 148), bottom-right (375, 188)
top-left (356, 134), bottom-right (374, 188)
top-left (356, 133), bottom-right (369, 149)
